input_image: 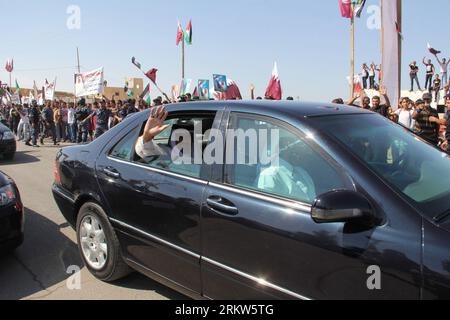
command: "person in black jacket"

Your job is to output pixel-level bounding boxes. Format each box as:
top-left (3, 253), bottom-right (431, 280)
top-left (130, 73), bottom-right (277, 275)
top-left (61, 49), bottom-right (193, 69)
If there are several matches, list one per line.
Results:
top-left (40, 101), bottom-right (58, 146)
top-left (25, 100), bottom-right (41, 147)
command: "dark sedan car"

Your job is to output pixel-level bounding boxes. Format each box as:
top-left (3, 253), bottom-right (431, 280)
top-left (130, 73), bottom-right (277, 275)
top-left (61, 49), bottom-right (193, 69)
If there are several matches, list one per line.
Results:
top-left (53, 101), bottom-right (450, 300)
top-left (0, 122), bottom-right (16, 160)
top-left (0, 171), bottom-right (24, 253)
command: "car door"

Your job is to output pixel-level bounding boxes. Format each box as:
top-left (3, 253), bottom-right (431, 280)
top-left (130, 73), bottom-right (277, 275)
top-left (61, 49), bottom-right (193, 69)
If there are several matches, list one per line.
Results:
top-left (96, 110), bottom-right (222, 296)
top-left (201, 112), bottom-right (422, 300)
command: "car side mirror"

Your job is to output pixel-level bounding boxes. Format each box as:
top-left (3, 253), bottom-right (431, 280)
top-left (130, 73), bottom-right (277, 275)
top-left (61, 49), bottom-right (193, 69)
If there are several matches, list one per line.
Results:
top-left (311, 190), bottom-right (377, 226)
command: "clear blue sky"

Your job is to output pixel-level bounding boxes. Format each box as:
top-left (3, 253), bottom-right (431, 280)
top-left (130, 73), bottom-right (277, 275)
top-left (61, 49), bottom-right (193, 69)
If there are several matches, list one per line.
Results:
top-left (1, 0), bottom-right (449, 102)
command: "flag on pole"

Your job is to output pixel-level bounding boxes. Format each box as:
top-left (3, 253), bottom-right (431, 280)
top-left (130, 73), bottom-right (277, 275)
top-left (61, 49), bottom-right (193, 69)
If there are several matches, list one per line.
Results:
top-left (145, 68), bottom-right (158, 83)
top-left (33, 81), bottom-right (39, 99)
top-left (428, 43), bottom-right (441, 56)
top-left (347, 74), bottom-right (362, 95)
top-left (5, 59), bottom-right (13, 73)
top-left (353, 0), bottom-right (366, 18)
top-left (176, 21), bottom-right (184, 46)
top-left (15, 80), bottom-right (20, 94)
top-left (339, 0), bottom-right (352, 18)
top-left (265, 62), bottom-right (282, 100)
top-left (185, 20), bottom-right (192, 45)
top-left (131, 57), bottom-right (142, 70)
top-left (140, 84), bottom-right (151, 104)
top-left (340, 0), bottom-right (366, 19)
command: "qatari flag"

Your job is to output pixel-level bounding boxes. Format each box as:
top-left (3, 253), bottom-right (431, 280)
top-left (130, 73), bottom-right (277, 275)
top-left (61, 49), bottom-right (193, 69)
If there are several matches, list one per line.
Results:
top-left (224, 79), bottom-right (242, 100)
top-left (5, 59), bottom-right (13, 73)
top-left (339, 0), bottom-right (352, 18)
top-left (265, 62), bottom-right (282, 100)
top-left (145, 68), bottom-right (158, 83)
top-left (428, 43), bottom-right (441, 56)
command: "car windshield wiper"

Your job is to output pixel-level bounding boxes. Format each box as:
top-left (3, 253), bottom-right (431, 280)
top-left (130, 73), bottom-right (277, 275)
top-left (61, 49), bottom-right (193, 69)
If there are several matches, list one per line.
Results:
top-left (433, 210), bottom-right (450, 223)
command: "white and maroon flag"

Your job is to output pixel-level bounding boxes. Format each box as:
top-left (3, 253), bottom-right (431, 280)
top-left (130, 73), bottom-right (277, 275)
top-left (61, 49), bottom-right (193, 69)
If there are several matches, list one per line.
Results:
top-left (265, 62), bottom-right (282, 100)
top-left (381, 0), bottom-right (401, 110)
top-left (176, 21), bottom-right (184, 46)
top-left (339, 0), bottom-right (352, 18)
top-left (5, 59), bottom-right (13, 73)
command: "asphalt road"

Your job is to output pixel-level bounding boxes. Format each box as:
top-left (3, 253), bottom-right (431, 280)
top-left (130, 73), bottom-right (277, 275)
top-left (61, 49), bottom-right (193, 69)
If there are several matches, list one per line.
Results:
top-left (0, 140), bottom-right (187, 300)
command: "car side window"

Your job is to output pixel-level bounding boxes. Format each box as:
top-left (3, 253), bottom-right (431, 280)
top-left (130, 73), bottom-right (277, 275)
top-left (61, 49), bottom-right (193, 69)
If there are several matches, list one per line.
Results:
top-left (133, 113), bottom-right (216, 179)
top-left (226, 114), bottom-right (348, 204)
top-left (109, 126), bottom-right (140, 161)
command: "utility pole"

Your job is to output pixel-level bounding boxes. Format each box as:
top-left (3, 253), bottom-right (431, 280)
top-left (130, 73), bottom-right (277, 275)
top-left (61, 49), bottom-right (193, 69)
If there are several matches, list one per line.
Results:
top-left (76, 47), bottom-right (81, 74)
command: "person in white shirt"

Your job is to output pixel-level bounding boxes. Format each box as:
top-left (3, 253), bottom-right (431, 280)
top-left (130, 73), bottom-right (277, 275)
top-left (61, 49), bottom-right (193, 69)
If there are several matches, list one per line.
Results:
top-left (395, 98), bottom-right (414, 130)
top-left (434, 55), bottom-right (450, 85)
top-left (17, 104), bottom-right (30, 142)
top-left (67, 102), bottom-right (76, 143)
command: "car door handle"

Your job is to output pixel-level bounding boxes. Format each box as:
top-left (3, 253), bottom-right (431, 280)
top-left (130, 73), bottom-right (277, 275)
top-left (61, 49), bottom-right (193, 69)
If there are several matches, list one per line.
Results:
top-left (206, 197), bottom-right (239, 216)
top-left (103, 168), bottom-right (120, 179)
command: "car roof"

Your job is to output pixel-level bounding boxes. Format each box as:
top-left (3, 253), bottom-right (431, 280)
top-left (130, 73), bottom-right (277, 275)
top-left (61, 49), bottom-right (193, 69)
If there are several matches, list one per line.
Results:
top-left (168, 100), bottom-right (372, 119)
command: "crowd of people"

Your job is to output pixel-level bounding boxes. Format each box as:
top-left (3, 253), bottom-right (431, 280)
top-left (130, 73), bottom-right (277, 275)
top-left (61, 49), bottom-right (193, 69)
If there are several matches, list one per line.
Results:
top-left (334, 88), bottom-right (450, 153)
top-left (0, 85), bottom-right (448, 154)
top-left (0, 95), bottom-right (175, 148)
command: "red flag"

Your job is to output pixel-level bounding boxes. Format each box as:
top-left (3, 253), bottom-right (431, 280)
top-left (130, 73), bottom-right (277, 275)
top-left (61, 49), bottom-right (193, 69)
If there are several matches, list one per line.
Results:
top-left (339, 0), bottom-right (352, 18)
top-left (176, 21), bottom-right (184, 46)
top-left (145, 68), bottom-right (158, 83)
top-left (225, 80), bottom-right (242, 100)
top-left (5, 59), bottom-right (13, 73)
top-left (265, 62), bottom-right (282, 100)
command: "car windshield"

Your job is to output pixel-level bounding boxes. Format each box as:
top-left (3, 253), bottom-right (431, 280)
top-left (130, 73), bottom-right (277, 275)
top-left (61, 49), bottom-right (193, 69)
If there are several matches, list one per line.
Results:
top-left (312, 114), bottom-right (450, 219)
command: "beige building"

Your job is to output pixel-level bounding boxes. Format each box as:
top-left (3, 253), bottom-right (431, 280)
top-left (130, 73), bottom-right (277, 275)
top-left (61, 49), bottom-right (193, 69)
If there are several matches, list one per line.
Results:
top-left (102, 78), bottom-right (144, 101)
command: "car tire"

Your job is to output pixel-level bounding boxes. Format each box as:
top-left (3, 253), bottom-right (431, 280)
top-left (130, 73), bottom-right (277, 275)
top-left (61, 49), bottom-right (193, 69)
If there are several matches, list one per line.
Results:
top-left (3, 153), bottom-right (14, 160)
top-left (76, 202), bottom-right (132, 282)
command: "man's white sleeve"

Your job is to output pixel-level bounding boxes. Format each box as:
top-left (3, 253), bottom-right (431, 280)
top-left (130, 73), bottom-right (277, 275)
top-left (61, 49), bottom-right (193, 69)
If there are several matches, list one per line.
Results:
top-left (135, 136), bottom-right (165, 159)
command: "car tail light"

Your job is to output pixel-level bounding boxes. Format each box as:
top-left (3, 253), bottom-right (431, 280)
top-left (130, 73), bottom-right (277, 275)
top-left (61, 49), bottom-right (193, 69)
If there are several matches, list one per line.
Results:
top-left (54, 160), bottom-right (61, 185)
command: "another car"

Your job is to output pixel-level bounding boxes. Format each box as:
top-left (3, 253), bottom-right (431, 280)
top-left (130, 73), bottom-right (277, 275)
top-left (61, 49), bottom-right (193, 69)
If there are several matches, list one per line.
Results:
top-left (53, 101), bottom-right (450, 300)
top-left (0, 171), bottom-right (24, 253)
top-left (0, 123), bottom-right (16, 160)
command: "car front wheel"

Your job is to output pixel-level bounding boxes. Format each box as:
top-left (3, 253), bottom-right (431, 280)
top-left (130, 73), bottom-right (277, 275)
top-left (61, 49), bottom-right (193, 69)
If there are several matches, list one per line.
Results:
top-left (76, 202), bottom-right (131, 282)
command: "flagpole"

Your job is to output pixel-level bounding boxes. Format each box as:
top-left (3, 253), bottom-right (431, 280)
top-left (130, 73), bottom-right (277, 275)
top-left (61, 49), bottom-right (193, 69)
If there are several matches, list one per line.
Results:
top-left (182, 35), bottom-right (185, 81)
top-left (350, 16), bottom-right (355, 99)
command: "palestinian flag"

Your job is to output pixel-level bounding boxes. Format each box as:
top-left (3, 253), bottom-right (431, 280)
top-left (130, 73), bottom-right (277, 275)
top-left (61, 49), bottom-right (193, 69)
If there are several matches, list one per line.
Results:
top-left (353, 0), bottom-right (366, 18)
top-left (185, 20), bottom-right (192, 45)
top-left (15, 79), bottom-right (20, 94)
top-left (140, 84), bottom-right (151, 104)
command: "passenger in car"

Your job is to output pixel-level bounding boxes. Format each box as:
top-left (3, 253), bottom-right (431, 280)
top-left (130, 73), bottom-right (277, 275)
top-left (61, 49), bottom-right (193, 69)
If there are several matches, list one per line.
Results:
top-left (257, 140), bottom-right (316, 203)
top-left (135, 106), bottom-right (170, 159)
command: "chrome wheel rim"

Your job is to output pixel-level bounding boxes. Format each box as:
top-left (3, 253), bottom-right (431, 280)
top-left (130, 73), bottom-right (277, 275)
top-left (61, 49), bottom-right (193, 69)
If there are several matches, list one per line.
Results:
top-left (79, 214), bottom-right (108, 270)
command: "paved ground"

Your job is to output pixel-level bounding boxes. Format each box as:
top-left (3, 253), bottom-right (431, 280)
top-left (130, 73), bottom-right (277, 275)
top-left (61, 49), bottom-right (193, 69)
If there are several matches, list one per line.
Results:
top-left (0, 140), bottom-right (187, 300)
